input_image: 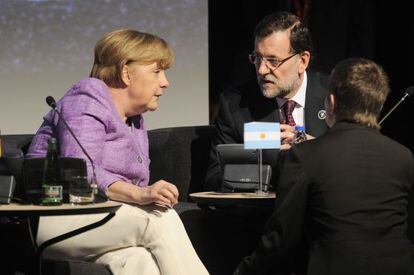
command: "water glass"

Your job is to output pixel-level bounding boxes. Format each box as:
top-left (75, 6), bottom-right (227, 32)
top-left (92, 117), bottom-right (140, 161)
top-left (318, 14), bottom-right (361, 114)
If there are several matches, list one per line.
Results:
top-left (68, 175), bottom-right (94, 204)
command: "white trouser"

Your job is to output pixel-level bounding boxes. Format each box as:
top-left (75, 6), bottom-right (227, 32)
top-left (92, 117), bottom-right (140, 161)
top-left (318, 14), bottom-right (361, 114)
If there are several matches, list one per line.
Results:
top-left (37, 203), bottom-right (209, 275)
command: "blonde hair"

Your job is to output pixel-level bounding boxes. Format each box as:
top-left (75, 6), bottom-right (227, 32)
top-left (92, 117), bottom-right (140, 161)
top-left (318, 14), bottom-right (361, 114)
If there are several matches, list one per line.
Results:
top-left (90, 29), bottom-right (174, 88)
top-left (328, 58), bottom-right (390, 129)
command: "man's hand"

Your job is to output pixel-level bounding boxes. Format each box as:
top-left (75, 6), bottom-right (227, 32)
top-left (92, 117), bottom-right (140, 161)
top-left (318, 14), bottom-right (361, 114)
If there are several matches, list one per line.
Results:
top-left (280, 124), bottom-right (314, 150)
top-left (280, 124), bottom-right (295, 150)
top-left (306, 133), bottom-right (315, 140)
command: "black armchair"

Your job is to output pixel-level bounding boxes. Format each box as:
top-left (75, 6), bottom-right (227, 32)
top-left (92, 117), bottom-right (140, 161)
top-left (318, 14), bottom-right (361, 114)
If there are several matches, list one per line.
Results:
top-left (148, 125), bottom-right (214, 202)
top-left (0, 125), bottom-right (216, 274)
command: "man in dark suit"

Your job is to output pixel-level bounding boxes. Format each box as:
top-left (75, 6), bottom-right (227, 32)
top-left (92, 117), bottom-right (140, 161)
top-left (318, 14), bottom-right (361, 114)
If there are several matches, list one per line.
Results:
top-left (234, 58), bottom-right (414, 275)
top-left (205, 11), bottom-right (329, 191)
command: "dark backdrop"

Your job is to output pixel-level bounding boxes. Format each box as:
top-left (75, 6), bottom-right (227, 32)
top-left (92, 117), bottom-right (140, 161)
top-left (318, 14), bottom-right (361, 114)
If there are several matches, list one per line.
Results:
top-left (209, 0), bottom-right (414, 152)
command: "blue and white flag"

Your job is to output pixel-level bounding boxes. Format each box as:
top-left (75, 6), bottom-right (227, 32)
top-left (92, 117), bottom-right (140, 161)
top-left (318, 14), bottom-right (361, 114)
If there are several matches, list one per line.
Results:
top-left (244, 122), bottom-right (280, 149)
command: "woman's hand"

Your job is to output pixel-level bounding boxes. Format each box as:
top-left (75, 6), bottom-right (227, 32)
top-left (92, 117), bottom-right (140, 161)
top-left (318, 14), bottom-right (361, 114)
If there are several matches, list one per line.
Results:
top-left (139, 180), bottom-right (179, 207)
top-left (107, 180), bottom-right (179, 207)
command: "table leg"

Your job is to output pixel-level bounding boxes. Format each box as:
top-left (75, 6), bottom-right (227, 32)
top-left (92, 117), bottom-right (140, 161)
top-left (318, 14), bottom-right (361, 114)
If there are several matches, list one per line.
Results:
top-left (23, 217), bottom-right (39, 275)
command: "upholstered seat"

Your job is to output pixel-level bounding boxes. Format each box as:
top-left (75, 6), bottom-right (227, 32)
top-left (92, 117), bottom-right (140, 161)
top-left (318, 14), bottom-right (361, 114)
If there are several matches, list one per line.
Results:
top-left (1, 125), bottom-right (215, 274)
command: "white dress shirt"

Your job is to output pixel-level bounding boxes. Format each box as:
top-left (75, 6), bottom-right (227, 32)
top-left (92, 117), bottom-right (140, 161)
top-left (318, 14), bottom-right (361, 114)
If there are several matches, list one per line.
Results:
top-left (276, 71), bottom-right (307, 127)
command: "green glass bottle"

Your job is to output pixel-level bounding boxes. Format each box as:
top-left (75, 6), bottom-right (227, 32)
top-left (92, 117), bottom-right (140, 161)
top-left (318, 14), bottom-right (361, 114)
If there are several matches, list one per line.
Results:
top-left (41, 138), bottom-right (63, 205)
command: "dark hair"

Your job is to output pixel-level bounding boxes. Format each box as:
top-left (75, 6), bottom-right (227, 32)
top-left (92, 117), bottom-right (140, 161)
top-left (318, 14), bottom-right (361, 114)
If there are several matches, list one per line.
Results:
top-left (254, 11), bottom-right (313, 56)
top-left (328, 58), bottom-right (390, 129)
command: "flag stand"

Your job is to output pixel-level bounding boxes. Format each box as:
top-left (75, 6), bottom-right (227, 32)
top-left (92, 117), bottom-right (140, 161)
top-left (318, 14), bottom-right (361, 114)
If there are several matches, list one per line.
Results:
top-left (256, 149), bottom-right (267, 195)
top-left (244, 122), bottom-right (280, 196)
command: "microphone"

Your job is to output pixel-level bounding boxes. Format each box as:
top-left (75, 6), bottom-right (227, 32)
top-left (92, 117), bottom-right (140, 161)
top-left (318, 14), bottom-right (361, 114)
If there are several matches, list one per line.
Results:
top-left (45, 96), bottom-right (99, 200)
top-left (379, 86), bottom-right (414, 125)
top-left (46, 96), bottom-right (57, 109)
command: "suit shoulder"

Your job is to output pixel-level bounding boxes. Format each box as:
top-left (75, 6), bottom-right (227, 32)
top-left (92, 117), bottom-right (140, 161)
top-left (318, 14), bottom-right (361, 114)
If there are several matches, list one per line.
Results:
top-left (307, 70), bottom-right (329, 94)
top-left (64, 78), bottom-right (110, 105)
top-left (298, 126), bottom-right (412, 162)
top-left (379, 133), bottom-right (413, 159)
top-left (307, 70), bottom-right (329, 83)
top-left (59, 78), bottom-right (112, 122)
top-left (220, 77), bottom-right (258, 101)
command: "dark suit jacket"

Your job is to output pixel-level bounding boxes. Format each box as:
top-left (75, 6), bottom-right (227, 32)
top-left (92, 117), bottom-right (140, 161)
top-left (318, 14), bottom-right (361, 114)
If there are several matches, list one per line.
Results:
top-left (205, 71), bottom-right (329, 191)
top-left (235, 122), bottom-right (414, 275)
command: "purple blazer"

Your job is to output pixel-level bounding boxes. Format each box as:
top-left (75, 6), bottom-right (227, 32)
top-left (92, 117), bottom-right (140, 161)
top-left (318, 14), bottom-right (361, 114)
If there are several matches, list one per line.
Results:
top-left (27, 78), bottom-right (150, 192)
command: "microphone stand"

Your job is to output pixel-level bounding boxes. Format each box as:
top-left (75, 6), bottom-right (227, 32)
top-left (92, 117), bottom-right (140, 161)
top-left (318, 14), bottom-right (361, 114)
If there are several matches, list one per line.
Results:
top-left (47, 97), bottom-right (99, 202)
top-left (379, 92), bottom-right (411, 125)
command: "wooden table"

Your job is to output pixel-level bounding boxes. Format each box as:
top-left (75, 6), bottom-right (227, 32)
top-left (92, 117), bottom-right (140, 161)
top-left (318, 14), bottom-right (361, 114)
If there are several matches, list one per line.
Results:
top-left (0, 201), bottom-right (121, 216)
top-left (0, 201), bottom-right (122, 275)
top-left (190, 191), bottom-right (276, 207)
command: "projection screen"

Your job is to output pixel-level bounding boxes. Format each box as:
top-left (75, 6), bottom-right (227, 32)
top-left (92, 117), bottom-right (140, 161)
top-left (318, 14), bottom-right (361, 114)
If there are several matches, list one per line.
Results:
top-left (0, 0), bottom-right (208, 134)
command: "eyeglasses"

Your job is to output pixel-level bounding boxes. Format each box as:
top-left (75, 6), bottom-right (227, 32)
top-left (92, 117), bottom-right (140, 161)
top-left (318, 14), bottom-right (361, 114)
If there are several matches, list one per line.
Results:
top-left (248, 53), bottom-right (298, 69)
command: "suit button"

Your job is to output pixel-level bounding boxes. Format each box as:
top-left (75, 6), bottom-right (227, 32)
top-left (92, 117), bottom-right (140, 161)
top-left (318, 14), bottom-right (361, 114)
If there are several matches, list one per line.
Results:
top-left (137, 156), bottom-right (142, 163)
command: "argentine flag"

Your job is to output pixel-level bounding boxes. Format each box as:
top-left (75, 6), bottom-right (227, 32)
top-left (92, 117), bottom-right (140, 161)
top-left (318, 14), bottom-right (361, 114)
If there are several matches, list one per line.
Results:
top-left (244, 122), bottom-right (280, 149)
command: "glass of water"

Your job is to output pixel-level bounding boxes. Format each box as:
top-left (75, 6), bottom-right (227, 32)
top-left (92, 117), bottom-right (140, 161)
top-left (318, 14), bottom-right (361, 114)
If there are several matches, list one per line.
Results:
top-left (68, 175), bottom-right (94, 204)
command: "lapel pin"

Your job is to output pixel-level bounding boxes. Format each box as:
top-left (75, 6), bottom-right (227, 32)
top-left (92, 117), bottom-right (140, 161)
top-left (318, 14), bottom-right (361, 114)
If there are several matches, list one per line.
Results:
top-left (318, 110), bottom-right (326, 120)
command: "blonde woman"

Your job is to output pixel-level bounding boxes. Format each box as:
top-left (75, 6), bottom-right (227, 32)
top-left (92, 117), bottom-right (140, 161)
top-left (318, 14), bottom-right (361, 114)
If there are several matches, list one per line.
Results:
top-left (27, 29), bottom-right (208, 275)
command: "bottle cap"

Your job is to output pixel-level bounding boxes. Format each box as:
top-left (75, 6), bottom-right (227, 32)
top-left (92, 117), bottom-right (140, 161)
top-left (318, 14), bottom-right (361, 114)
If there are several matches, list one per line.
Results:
top-left (49, 137), bottom-right (57, 144)
top-left (295, 125), bottom-right (305, 131)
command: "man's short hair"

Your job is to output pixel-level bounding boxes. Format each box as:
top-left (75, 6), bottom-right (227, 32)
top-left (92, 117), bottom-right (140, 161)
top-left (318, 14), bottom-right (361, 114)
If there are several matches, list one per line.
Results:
top-left (90, 29), bottom-right (174, 88)
top-left (254, 11), bottom-right (313, 56)
top-left (328, 58), bottom-right (390, 129)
